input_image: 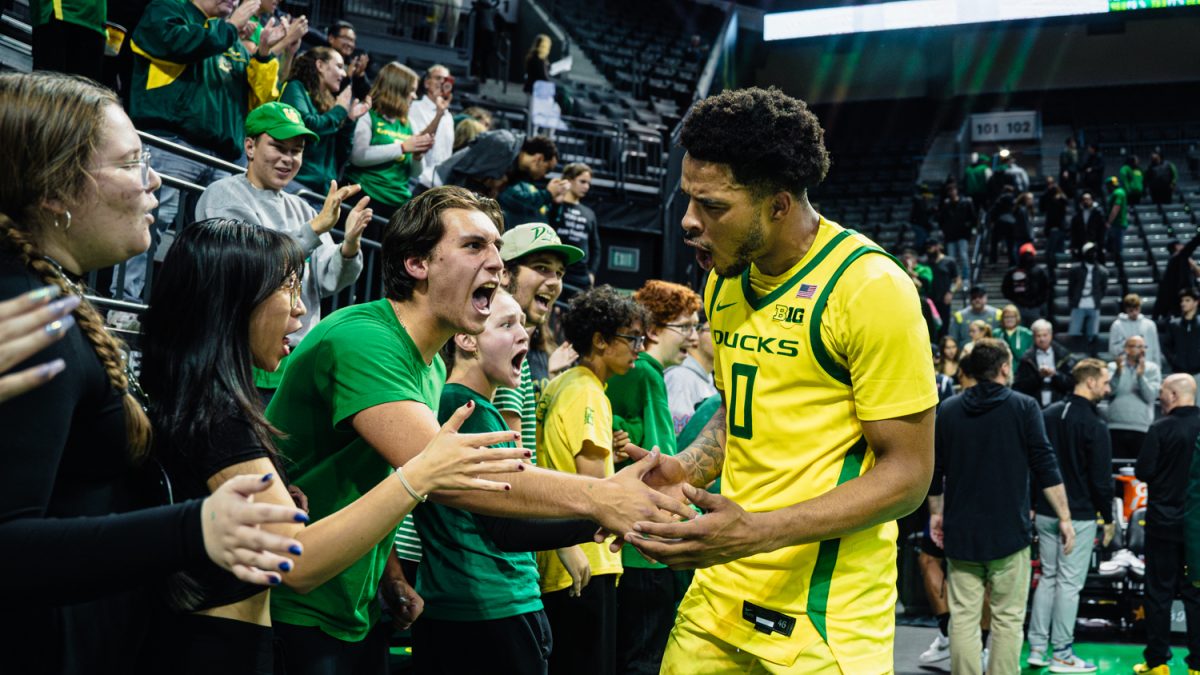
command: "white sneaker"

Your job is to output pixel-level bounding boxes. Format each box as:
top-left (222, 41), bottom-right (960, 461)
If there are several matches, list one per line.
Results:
top-left (1048, 651), bottom-right (1097, 673)
top-left (981, 646), bottom-right (991, 673)
top-left (1029, 647), bottom-right (1051, 667)
top-left (919, 633), bottom-right (950, 664)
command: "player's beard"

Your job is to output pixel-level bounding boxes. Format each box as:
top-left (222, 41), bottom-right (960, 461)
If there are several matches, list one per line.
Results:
top-left (714, 212), bottom-right (767, 279)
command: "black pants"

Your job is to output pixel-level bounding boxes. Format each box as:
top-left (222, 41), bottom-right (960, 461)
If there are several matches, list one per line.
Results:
top-left (413, 610), bottom-right (552, 675)
top-left (32, 20), bottom-right (105, 81)
top-left (140, 613), bottom-right (274, 675)
top-left (274, 620), bottom-right (389, 675)
top-left (1110, 429), bottom-right (1147, 461)
top-left (1143, 533), bottom-right (1200, 669)
top-left (541, 574), bottom-right (617, 675)
top-left (615, 568), bottom-right (677, 675)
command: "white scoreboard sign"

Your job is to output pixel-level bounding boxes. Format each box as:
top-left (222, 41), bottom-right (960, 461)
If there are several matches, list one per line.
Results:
top-left (970, 111), bottom-right (1040, 142)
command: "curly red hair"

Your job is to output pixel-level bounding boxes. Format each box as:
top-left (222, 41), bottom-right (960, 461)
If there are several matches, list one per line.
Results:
top-left (633, 280), bottom-right (701, 327)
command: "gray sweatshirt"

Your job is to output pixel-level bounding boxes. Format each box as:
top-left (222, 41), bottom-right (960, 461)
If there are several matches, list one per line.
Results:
top-left (1108, 313), bottom-right (1162, 367)
top-left (195, 174), bottom-right (363, 346)
top-left (1104, 359), bottom-right (1162, 432)
top-left (664, 355), bottom-right (717, 435)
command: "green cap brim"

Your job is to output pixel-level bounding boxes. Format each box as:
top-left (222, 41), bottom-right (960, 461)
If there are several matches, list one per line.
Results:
top-left (510, 243), bottom-right (586, 266)
top-left (267, 124), bottom-right (319, 142)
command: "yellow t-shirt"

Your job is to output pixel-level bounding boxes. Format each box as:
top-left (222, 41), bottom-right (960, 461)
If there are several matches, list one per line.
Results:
top-left (534, 366), bottom-right (623, 592)
top-left (687, 217), bottom-right (937, 671)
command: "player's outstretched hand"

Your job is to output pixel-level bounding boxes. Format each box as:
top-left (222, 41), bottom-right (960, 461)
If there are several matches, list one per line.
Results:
top-left (625, 484), bottom-right (764, 570)
top-left (623, 443), bottom-right (688, 504)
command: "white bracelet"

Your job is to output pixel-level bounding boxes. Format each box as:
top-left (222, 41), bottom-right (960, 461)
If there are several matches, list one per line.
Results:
top-left (395, 467), bottom-right (427, 503)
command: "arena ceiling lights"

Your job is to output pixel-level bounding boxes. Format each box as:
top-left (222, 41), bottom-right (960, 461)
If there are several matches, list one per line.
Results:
top-left (763, 0), bottom-right (1141, 41)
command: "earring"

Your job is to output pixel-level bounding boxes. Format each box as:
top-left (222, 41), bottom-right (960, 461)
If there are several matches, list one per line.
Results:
top-left (53, 210), bottom-right (72, 231)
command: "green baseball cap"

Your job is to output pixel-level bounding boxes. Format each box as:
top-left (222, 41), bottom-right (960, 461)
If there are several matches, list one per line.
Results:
top-left (245, 102), bottom-right (318, 142)
top-left (501, 223), bottom-right (585, 266)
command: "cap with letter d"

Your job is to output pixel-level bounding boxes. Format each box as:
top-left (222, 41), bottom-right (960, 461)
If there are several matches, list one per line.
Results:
top-left (500, 223), bottom-right (585, 266)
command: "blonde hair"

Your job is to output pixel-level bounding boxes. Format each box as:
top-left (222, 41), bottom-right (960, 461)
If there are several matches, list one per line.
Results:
top-left (370, 62), bottom-right (420, 121)
top-left (968, 319), bottom-right (993, 339)
top-left (453, 118), bottom-right (485, 151)
top-left (0, 72), bottom-right (151, 459)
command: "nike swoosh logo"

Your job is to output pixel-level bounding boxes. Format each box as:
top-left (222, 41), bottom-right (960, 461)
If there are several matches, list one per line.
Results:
top-left (714, 302), bottom-right (738, 312)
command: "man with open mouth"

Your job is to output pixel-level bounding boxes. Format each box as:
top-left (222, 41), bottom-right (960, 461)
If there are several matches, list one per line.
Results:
top-left (625, 87), bottom-right (938, 675)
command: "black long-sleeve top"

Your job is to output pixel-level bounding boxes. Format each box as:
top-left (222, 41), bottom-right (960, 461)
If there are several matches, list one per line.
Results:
top-left (1165, 315), bottom-right (1200, 374)
top-left (551, 200), bottom-right (602, 287)
top-left (1036, 394), bottom-right (1114, 523)
top-left (1136, 406), bottom-right (1200, 540)
top-left (0, 254), bottom-right (207, 673)
top-left (931, 382), bottom-right (1063, 562)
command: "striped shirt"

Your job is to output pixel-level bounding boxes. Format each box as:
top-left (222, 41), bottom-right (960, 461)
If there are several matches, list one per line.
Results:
top-left (494, 360), bottom-right (537, 464)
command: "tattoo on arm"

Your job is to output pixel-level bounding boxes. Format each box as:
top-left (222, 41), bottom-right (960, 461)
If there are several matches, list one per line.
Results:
top-left (676, 405), bottom-right (727, 486)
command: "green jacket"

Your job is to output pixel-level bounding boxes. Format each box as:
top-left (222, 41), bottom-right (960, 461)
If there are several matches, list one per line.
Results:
top-left (281, 81), bottom-right (351, 191)
top-left (964, 163), bottom-right (990, 198)
top-left (130, 0), bottom-right (280, 160)
top-left (498, 180), bottom-right (554, 227)
top-left (1001, 325), bottom-right (1034, 360)
top-left (30, 0), bottom-right (104, 34)
top-left (1120, 165), bottom-right (1144, 195)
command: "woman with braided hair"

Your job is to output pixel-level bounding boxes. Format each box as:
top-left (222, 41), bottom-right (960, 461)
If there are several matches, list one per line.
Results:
top-left (0, 72), bottom-right (309, 674)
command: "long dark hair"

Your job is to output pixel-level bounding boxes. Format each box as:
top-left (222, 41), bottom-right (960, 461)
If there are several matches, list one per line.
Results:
top-left (141, 219), bottom-right (305, 460)
top-left (288, 46), bottom-right (338, 114)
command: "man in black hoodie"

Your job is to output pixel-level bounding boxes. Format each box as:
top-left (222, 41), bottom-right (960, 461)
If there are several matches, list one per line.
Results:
top-left (929, 338), bottom-right (1074, 675)
top-left (1135, 374), bottom-right (1200, 674)
top-left (1026, 358), bottom-right (1114, 672)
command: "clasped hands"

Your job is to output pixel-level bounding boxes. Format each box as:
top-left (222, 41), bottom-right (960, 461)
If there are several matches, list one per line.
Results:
top-left (596, 444), bottom-right (763, 570)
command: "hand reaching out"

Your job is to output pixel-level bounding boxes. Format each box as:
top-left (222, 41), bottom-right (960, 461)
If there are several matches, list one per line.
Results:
top-left (399, 400), bottom-right (530, 495)
top-left (339, 196), bottom-right (372, 258)
top-left (402, 133), bottom-right (435, 154)
top-left (348, 95), bottom-right (371, 121)
top-left (311, 180), bottom-right (361, 235)
top-left (226, 0), bottom-right (261, 30)
top-left (548, 341), bottom-right (578, 373)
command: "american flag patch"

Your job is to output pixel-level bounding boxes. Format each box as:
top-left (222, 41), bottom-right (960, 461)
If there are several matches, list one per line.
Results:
top-left (796, 283), bottom-right (818, 299)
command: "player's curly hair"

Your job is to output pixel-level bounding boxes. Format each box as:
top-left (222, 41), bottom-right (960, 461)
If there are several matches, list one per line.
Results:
top-left (633, 280), bottom-right (701, 327)
top-left (563, 285), bottom-right (648, 358)
top-left (680, 87), bottom-right (830, 199)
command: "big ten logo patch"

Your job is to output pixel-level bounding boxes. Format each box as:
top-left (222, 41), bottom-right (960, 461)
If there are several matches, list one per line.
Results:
top-left (772, 304), bottom-right (805, 329)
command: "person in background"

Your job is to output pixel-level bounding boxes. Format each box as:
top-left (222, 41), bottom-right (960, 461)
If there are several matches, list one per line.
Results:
top-left (606, 280), bottom-right (701, 675)
top-left (524, 33), bottom-right (552, 94)
top-left (1067, 243), bottom-right (1108, 354)
top-left (1134, 375), bottom-right (1200, 675)
top-left (194, 102), bottom-right (369, 401)
top-left (29, 0), bottom-right (106, 81)
top-left (1120, 154), bottom-right (1144, 206)
top-left (410, 65), bottom-right (457, 189)
top-left (1107, 336), bottom-right (1162, 460)
top-left (1153, 234), bottom-right (1200, 324)
top-left (1146, 151), bottom-right (1178, 206)
top-left (0, 70), bottom-right (305, 674)
top-left (997, 304), bottom-right (1033, 360)
top-left (1060, 138), bottom-right (1079, 196)
top-left (664, 310), bottom-right (717, 435)
top-left (240, 2), bottom-right (308, 89)
top-left (536, 285), bottom-right (649, 675)
top-left (454, 118), bottom-right (487, 152)
top-left (1109, 293), bottom-right (1162, 369)
top-left (1070, 192), bottom-right (1106, 258)
top-left (326, 20), bottom-right (371, 100)
top-left (949, 286), bottom-right (1002, 346)
top-left (967, 319), bottom-right (993, 346)
top-left (551, 163), bottom-right (603, 295)
top-left (1026, 359), bottom-right (1114, 673)
top-left (1041, 178), bottom-right (1069, 272)
top-left (935, 335), bottom-right (962, 384)
top-left (498, 136), bottom-right (570, 226)
top-left (926, 236), bottom-right (961, 339)
top-left (939, 183), bottom-right (976, 287)
top-left (929, 338), bottom-right (1075, 675)
top-left (1104, 175), bottom-right (1129, 292)
top-left (281, 47), bottom-right (370, 193)
top-left (118, 0), bottom-right (291, 308)
top-left (1082, 144), bottom-right (1105, 199)
top-left (1014, 319), bottom-right (1076, 408)
top-left (1001, 242), bottom-right (1051, 326)
top-left (1165, 288), bottom-right (1200, 382)
top-left (345, 62), bottom-right (435, 223)
top-left (909, 182), bottom-right (935, 251)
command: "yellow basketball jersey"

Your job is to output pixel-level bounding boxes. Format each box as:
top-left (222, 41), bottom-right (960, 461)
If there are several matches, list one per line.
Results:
top-left (686, 217), bottom-right (937, 671)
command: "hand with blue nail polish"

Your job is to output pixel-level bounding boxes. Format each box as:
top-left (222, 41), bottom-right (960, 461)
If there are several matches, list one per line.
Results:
top-left (198, 473), bottom-right (305, 587)
top-left (0, 286), bottom-right (79, 404)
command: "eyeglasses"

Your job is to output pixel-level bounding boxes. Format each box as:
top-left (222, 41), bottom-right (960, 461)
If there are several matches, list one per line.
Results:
top-left (614, 334), bottom-right (646, 351)
top-left (112, 150), bottom-right (154, 188)
top-left (664, 322), bottom-right (700, 336)
top-left (283, 273), bottom-right (302, 310)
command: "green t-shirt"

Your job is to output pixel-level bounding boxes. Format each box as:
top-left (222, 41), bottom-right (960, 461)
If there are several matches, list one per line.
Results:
top-left (415, 383), bottom-right (543, 621)
top-left (1109, 187), bottom-right (1129, 229)
top-left (1001, 325), bottom-right (1034, 360)
top-left (31, 0), bottom-right (105, 34)
top-left (493, 359), bottom-right (536, 464)
top-left (606, 352), bottom-right (677, 569)
top-left (345, 110), bottom-right (416, 208)
top-left (1120, 165), bottom-right (1144, 195)
top-left (267, 299), bottom-right (445, 642)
